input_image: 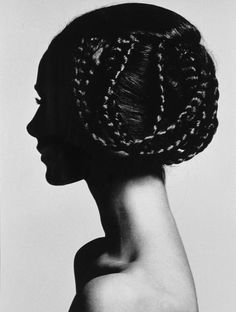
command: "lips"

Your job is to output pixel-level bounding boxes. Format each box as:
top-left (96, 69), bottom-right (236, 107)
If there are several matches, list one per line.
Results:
top-left (40, 153), bottom-right (52, 163)
top-left (37, 143), bottom-right (56, 164)
top-left (37, 144), bottom-right (48, 155)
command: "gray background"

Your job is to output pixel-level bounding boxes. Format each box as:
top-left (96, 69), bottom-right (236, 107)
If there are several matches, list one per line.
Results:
top-left (1, 0), bottom-right (236, 311)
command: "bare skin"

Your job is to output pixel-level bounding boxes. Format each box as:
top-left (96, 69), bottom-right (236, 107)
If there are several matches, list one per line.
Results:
top-left (69, 157), bottom-right (199, 312)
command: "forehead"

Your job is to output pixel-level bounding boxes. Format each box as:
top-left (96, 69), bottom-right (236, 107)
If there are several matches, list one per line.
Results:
top-left (35, 47), bottom-right (70, 97)
top-left (34, 46), bottom-right (78, 126)
top-left (34, 50), bottom-right (53, 95)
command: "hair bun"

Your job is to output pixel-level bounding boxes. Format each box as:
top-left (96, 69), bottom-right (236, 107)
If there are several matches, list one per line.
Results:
top-left (72, 32), bottom-right (219, 165)
top-left (132, 40), bottom-right (219, 165)
top-left (69, 6), bottom-right (219, 166)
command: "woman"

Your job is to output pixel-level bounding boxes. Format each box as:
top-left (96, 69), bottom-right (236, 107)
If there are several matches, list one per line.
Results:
top-left (27, 3), bottom-right (219, 312)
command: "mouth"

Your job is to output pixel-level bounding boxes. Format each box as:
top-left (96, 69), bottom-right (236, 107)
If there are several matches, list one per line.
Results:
top-left (40, 153), bottom-right (52, 163)
top-left (37, 143), bottom-right (55, 164)
top-left (37, 141), bottom-right (55, 154)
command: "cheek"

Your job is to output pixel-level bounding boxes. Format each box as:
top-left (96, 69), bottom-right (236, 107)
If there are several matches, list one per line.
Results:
top-left (43, 144), bottom-right (88, 185)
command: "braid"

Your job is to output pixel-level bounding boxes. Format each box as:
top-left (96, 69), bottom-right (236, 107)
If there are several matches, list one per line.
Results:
top-left (167, 44), bottom-right (219, 164)
top-left (72, 33), bottom-right (219, 164)
top-left (72, 35), bottom-right (138, 154)
top-left (130, 40), bottom-right (219, 163)
top-left (154, 40), bottom-right (166, 130)
top-left (96, 35), bottom-right (137, 151)
top-left (73, 37), bottom-right (114, 148)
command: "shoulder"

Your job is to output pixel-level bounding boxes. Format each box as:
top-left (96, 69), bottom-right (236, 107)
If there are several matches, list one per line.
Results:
top-left (81, 273), bottom-right (137, 311)
top-left (79, 271), bottom-right (198, 312)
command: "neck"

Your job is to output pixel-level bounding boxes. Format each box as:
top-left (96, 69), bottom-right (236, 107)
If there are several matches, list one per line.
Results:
top-left (85, 159), bottom-right (198, 306)
top-left (86, 167), bottom-right (170, 263)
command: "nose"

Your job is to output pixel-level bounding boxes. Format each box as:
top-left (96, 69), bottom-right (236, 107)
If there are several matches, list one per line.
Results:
top-left (27, 118), bottom-right (35, 138)
top-left (26, 103), bottom-right (61, 140)
top-left (26, 107), bottom-right (41, 138)
top-left (26, 120), bottom-right (35, 137)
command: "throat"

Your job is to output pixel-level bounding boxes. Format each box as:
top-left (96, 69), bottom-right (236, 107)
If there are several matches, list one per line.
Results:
top-left (87, 174), bottom-right (169, 265)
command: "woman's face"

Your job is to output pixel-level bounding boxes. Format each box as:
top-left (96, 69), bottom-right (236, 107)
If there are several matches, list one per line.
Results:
top-left (27, 51), bottom-right (88, 185)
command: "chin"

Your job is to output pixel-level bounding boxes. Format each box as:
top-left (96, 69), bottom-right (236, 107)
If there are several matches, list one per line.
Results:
top-left (40, 147), bottom-right (87, 185)
top-left (45, 166), bottom-right (85, 186)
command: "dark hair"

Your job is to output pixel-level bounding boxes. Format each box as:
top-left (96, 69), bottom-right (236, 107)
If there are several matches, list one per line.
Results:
top-left (40, 3), bottom-right (219, 166)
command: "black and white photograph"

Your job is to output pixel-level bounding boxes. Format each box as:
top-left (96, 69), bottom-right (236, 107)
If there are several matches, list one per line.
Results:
top-left (1, 1), bottom-right (235, 311)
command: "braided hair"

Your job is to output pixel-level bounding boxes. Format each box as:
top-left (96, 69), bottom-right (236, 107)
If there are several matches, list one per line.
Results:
top-left (71, 32), bottom-right (218, 165)
top-left (47, 3), bottom-right (219, 166)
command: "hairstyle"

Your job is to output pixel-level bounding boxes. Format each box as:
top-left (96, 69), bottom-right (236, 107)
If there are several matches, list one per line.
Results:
top-left (44, 3), bottom-right (219, 166)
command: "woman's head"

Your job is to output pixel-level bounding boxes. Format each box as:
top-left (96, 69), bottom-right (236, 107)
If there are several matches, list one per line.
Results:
top-left (27, 3), bottom-right (219, 185)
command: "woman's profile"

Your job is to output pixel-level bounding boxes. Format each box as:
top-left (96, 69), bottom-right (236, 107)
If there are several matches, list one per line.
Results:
top-left (27, 3), bottom-right (219, 312)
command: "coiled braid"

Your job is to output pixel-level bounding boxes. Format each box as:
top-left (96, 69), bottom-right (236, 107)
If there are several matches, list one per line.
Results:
top-left (73, 34), bottom-right (140, 155)
top-left (134, 40), bottom-right (219, 164)
top-left (96, 35), bottom-right (138, 151)
top-left (72, 31), bottom-right (219, 164)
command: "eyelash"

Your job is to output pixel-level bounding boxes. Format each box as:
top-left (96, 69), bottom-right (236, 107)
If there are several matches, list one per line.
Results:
top-left (35, 97), bottom-right (42, 105)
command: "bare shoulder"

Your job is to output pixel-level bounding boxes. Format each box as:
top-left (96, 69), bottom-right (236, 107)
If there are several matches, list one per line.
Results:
top-left (79, 269), bottom-right (198, 312)
top-left (81, 272), bottom-right (150, 312)
top-left (70, 238), bottom-right (198, 312)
